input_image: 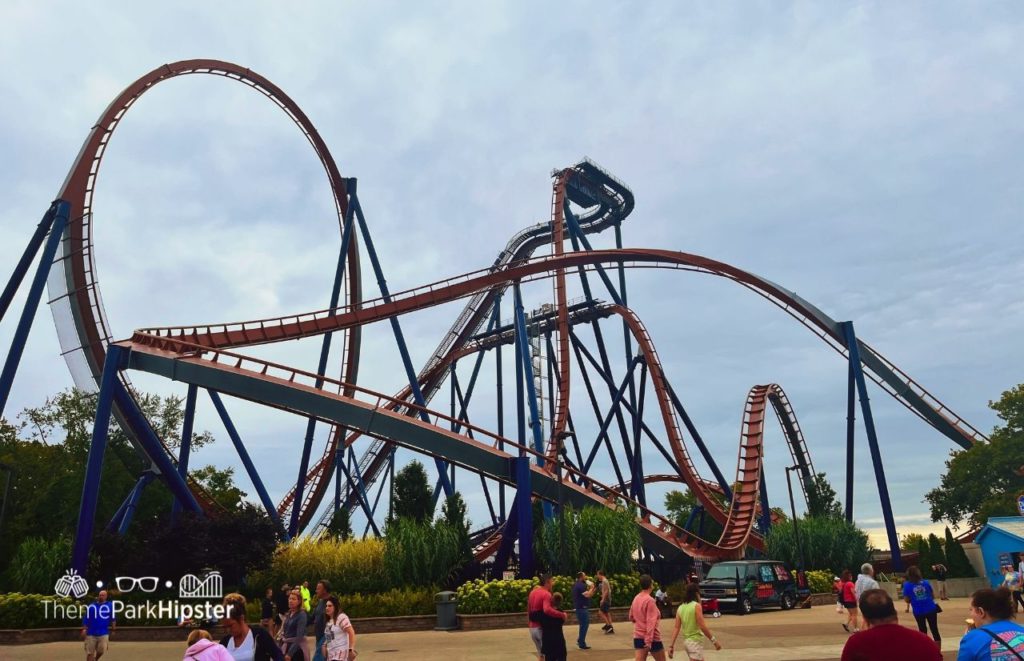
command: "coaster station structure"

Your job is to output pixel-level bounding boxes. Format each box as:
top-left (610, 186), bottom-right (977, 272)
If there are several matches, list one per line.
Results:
top-left (0, 60), bottom-right (988, 577)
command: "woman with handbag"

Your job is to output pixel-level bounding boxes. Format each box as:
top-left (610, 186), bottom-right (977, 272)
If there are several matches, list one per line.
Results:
top-left (902, 565), bottom-right (941, 648)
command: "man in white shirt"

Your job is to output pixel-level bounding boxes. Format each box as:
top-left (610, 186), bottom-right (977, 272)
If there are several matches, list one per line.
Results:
top-left (854, 563), bottom-right (880, 601)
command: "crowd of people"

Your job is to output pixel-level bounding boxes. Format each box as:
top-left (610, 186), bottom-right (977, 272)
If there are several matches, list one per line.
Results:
top-left (178, 580), bottom-right (357, 661)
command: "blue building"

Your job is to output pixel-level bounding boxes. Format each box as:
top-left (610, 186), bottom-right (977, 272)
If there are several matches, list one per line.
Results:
top-left (975, 517), bottom-right (1024, 587)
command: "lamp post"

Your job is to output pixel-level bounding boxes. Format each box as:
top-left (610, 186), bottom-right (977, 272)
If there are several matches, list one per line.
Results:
top-left (784, 465), bottom-right (805, 570)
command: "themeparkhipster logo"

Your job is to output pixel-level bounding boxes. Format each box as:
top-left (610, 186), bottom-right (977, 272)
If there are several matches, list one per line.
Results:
top-left (43, 569), bottom-right (230, 623)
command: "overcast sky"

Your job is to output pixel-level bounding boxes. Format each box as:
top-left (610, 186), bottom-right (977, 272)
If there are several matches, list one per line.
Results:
top-left (1, 2), bottom-right (1022, 549)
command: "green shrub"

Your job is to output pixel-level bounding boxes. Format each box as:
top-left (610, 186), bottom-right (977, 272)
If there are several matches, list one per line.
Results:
top-left (0, 593), bottom-right (79, 629)
top-left (250, 537), bottom-right (388, 595)
top-left (455, 573), bottom-right (649, 614)
top-left (536, 505), bottom-right (640, 575)
top-left (805, 569), bottom-right (834, 594)
top-left (3, 537), bottom-right (71, 594)
top-left (338, 587), bottom-right (435, 618)
top-left (383, 518), bottom-right (466, 588)
top-left (765, 516), bottom-right (870, 575)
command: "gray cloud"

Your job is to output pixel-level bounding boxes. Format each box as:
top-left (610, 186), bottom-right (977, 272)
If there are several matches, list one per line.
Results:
top-left (1, 1), bottom-right (1021, 546)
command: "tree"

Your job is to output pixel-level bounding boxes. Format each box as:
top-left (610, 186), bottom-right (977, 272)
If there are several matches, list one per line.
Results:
top-left (944, 526), bottom-right (977, 578)
top-left (915, 538), bottom-right (933, 578)
top-left (664, 489), bottom-right (725, 543)
top-left (191, 465), bottom-right (246, 510)
top-left (926, 384), bottom-right (1024, 529)
top-left (441, 492), bottom-right (472, 564)
top-left (901, 533), bottom-right (927, 552)
top-left (765, 516), bottom-right (870, 574)
top-left (326, 507), bottom-right (353, 541)
top-left (805, 472), bottom-right (843, 519)
top-left (927, 533), bottom-right (947, 570)
top-left (391, 460), bottom-right (433, 523)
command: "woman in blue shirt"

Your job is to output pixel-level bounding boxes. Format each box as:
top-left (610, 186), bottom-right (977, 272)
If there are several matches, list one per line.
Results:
top-left (902, 565), bottom-right (941, 647)
top-left (959, 587), bottom-right (1024, 660)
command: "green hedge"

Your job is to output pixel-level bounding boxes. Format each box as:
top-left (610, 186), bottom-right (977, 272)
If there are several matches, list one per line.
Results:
top-left (805, 569), bottom-right (834, 595)
top-left (0, 593), bottom-right (79, 629)
top-left (456, 574), bottom-right (649, 615)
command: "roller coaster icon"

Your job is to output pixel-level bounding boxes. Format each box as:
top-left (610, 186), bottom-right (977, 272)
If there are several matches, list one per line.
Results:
top-left (0, 60), bottom-right (988, 578)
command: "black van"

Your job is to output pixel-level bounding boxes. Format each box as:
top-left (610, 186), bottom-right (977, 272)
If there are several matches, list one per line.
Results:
top-left (698, 560), bottom-right (807, 614)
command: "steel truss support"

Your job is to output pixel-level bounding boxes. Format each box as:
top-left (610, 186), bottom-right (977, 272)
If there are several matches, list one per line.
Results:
top-left (338, 445), bottom-right (380, 537)
top-left (72, 345), bottom-right (204, 572)
top-left (841, 321), bottom-right (902, 570)
top-left (171, 384), bottom-right (198, 520)
top-left (291, 196), bottom-right (357, 537)
top-left (349, 179), bottom-right (453, 499)
top-left (513, 283), bottom-right (551, 520)
top-left (0, 200), bottom-right (70, 416)
top-left (107, 471), bottom-right (156, 535)
top-left (207, 390), bottom-right (286, 537)
top-left (758, 472), bottom-right (772, 535)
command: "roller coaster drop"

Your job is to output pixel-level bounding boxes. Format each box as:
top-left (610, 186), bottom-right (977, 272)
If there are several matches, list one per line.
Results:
top-left (0, 61), bottom-right (988, 577)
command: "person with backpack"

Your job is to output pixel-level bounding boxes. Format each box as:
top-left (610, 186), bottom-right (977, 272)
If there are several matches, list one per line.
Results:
top-left (839, 570), bottom-right (860, 633)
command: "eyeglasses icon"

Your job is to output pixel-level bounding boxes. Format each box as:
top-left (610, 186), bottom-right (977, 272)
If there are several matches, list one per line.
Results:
top-left (115, 576), bottom-right (159, 593)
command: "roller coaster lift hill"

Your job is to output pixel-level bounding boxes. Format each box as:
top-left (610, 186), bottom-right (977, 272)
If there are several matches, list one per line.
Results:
top-left (0, 60), bottom-right (988, 578)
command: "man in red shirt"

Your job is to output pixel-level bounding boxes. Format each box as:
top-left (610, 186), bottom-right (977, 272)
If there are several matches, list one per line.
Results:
top-left (528, 574), bottom-right (566, 660)
top-left (841, 589), bottom-right (942, 661)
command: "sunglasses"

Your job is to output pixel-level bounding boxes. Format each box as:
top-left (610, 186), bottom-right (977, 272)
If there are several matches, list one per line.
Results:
top-left (115, 576), bottom-right (159, 593)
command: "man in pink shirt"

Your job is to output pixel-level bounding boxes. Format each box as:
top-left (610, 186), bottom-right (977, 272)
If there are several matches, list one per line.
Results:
top-left (527, 574), bottom-right (566, 660)
top-left (629, 574), bottom-right (666, 660)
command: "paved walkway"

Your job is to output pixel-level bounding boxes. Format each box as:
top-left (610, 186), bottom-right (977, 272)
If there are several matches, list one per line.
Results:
top-left (3, 598), bottom-right (969, 660)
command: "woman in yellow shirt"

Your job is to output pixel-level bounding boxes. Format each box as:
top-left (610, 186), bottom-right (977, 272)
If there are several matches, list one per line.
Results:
top-left (668, 584), bottom-right (722, 660)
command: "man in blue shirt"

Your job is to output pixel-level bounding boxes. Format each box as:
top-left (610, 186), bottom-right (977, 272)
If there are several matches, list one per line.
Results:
top-left (572, 572), bottom-right (596, 650)
top-left (81, 589), bottom-right (116, 661)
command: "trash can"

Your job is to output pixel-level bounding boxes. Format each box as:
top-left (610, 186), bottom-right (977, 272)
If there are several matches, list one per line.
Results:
top-left (434, 591), bottom-right (458, 631)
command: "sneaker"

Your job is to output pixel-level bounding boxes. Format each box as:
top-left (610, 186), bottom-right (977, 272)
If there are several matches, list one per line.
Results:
top-left (605, 627), bottom-right (614, 634)
top-left (601, 624), bottom-right (611, 631)
top-left (579, 644), bottom-right (592, 650)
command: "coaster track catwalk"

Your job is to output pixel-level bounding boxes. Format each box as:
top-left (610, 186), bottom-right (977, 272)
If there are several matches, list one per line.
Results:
top-left (0, 60), bottom-right (987, 573)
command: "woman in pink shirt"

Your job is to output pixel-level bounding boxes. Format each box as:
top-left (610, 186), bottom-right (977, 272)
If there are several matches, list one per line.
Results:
top-left (629, 574), bottom-right (666, 661)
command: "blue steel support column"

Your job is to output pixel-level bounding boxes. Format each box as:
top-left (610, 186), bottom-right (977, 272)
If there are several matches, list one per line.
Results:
top-left (350, 182), bottom-right (453, 498)
top-left (512, 285), bottom-right (545, 462)
top-left (207, 390), bottom-right (287, 536)
top-left (845, 358), bottom-right (856, 523)
top-left (515, 456), bottom-right (534, 578)
top-left (71, 345), bottom-right (123, 573)
top-left (494, 296), bottom-right (506, 520)
top-left (291, 202), bottom-right (357, 537)
top-left (334, 445), bottom-right (344, 513)
top-left (171, 384), bottom-right (198, 520)
top-left (0, 201), bottom-right (70, 416)
top-left (0, 205), bottom-right (56, 322)
top-left (117, 472), bottom-right (156, 535)
top-left (338, 449), bottom-right (381, 537)
top-left (841, 321), bottom-right (902, 570)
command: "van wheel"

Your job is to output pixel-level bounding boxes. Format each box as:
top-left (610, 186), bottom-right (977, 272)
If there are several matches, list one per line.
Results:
top-left (780, 593), bottom-right (795, 610)
top-left (739, 596), bottom-right (753, 615)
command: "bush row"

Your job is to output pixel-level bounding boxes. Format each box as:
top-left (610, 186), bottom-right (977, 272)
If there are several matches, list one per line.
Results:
top-left (456, 574), bottom-right (648, 615)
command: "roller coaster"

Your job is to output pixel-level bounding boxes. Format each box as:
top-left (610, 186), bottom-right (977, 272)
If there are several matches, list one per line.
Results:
top-left (0, 60), bottom-right (988, 577)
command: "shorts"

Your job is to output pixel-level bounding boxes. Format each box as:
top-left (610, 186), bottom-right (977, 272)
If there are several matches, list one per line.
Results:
top-left (600, 602), bottom-right (610, 614)
top-left (84, 635), bottom-right (109, 655)
top-left (633, 638), bottom-right (664, 652)
top-left (682, 639), bottom-right (705, 660)
top-left (530, 627), bottom-right (543, 653)
top-left (842, 600), bottom-right (857, 609)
